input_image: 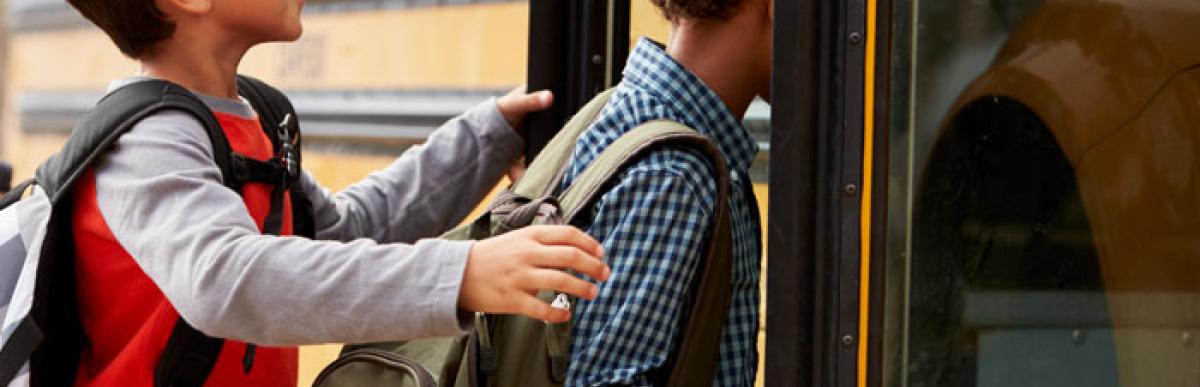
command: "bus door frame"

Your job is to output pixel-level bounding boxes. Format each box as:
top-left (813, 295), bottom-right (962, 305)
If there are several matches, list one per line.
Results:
top-left (523, 0), bottom-right (630, 160)
top-left (766, 0), bottom-right (891, 386)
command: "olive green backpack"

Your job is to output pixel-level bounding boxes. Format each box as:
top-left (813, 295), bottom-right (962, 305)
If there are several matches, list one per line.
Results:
top-left (313, 89), bottom-right (734, 387)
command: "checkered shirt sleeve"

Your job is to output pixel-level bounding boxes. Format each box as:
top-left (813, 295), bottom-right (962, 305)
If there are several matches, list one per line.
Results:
top-left (565, 148), bottom-right (718, 387)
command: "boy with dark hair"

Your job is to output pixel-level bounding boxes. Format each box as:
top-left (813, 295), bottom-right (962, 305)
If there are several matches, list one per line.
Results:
top-left (54, 0), bottom-right (610, 385)
top-left (559, 0), bottom-right (771, 385)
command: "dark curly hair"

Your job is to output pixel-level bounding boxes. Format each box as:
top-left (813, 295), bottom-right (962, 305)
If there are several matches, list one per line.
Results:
top-left (67, 0), bottom-right (175, 58)
top-left (649, 0), bottom-right (744, 21)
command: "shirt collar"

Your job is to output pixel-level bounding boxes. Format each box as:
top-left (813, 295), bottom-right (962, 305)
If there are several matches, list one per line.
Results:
top-left (621, 37), bottom-right (760, 174)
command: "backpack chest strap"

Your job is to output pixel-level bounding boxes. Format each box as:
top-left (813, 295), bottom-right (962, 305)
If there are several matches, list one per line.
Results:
top-left (229, 153), bottom-right (299, 189)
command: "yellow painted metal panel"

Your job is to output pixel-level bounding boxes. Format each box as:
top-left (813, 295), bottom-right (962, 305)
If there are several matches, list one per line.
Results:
top-left (5, 3), bottom-right (529, 92)
top-left (4, 1), bottom-right (674, 93)
top-left (630, 0), bottom-right (671, 44)
top-left (241, 3), bottom-right (529, 90)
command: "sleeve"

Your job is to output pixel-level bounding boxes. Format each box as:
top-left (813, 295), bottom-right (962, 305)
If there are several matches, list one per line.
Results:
top-left (302, 98), bottom-right (524, 243)
top-left (92, 110), bottom-right (475, 346)
top-left (564, 151), bottom-right (718, 387)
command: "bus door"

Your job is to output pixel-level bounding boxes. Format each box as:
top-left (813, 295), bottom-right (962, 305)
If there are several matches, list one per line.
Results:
top-left (768, 0), bottom-right (1200, 386)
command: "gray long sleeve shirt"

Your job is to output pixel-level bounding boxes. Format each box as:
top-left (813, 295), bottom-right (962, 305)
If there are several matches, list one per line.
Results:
top-left (90, 78), bottom-right (522, 346)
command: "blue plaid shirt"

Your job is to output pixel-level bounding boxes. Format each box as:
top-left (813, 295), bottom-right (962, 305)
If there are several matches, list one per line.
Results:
top-left (557, 38), bottom-right (762, 387)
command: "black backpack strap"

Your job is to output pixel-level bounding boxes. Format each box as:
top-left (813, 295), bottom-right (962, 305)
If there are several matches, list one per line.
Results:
top-left (0, 179), bottom-right (34, 209)
top-left (235, 75), bottom-right (316, 239)
top-left (0, 317), bottom-right (43, 384)
top-left (34, 81), bottom-right (233, 204)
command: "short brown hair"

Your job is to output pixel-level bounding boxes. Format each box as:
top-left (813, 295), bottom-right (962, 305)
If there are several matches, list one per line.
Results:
top-left (650, 0), bottom-right (744, 21)
top-left (67, 0), bottom-right (175, 58)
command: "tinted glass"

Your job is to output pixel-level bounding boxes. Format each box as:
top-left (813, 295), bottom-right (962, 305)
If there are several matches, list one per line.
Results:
top-left (883, 1), bottom-right (1200, 386)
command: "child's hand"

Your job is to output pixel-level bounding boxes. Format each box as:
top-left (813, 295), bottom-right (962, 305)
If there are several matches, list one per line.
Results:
top-left (497, 86), bottom-right (555, 132)
top-left (460, 225), bottom-right (609, 323)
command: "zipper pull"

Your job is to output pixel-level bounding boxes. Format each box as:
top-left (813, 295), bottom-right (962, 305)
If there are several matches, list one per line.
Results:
top-left (277, 113), bottom-right (293, 142)
top-left (551, 293), bottom-right (571, 311)
top-left (277, 113), bottom-right (298, 179)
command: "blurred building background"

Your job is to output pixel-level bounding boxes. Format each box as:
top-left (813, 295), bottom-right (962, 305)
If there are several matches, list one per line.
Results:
top-left (0, 1), bottom-right (770, 385)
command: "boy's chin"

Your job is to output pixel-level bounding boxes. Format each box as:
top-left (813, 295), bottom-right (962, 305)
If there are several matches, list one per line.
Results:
top-left (281, 29), bottom-right (303, 42)
top-left (264, 26), bottom-right (304, 43)
top-left (281, 22), bottom-right (304, 41)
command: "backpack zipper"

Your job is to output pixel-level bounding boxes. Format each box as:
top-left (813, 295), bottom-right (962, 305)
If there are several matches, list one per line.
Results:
top-left (312, 348), bottom-right (437, 387)
top-left (277, 113), bottom-right (298, 181)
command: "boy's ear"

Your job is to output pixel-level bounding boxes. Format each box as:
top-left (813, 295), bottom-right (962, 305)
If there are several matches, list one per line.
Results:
top-left (155, 0), bottom-right (213, 16)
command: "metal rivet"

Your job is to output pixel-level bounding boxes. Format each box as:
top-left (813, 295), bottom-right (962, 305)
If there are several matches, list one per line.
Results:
top-left (849, 32), bottom-right (862, 45)
top-left (1183, 332), bottom-right (1194, 347)
top-left (591, 54), bottom-right (604, 65)
top-left (844, 183), bottom-right (859, 196)
top-left (841, 334), bottom-right (855, 347)
top-left (1072, 329), bottom-right (1085, 345)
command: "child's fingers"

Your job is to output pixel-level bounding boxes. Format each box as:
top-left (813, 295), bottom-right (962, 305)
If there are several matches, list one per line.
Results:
top-left (506, 88), bottom-right (553, 111)
top-left (518, 294), bottom-right (571, 323)
top-left (498, 87), bottom-right (553, 114)
top-left (526, 226), bottom-right (605, 258)
top-left (496, 86), bottom-right (555, 128)
top-left (523, 269), bottom-right (599, 300)
top-left (531, 246), bottom-right (610, 282)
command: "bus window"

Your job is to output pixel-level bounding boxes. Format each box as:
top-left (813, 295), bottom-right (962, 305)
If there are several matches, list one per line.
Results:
top-left (883, 1), bottom-right (1200, 387)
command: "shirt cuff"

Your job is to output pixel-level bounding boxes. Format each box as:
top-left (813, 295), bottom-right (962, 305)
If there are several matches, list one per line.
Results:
top-left (430, 239), bottom-right (476, 334)
top-left (463, 97), bottom-right (525, 164)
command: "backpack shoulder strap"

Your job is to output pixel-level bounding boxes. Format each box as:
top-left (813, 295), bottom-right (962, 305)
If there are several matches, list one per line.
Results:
top-left (234, 74), bottom-right (299, 172)
top-left (557, 120), bottom-right (734, 387)
top-left (510, 88), bottom-right (617, 199)
top-left (34, 80), bottom-right (232, 204)
top-left (0, 179), bottom-right (35, 210)
top-left (234, 75), bottom-right (316, 238)
top-left (235, 75), bottom-right (298, 155)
